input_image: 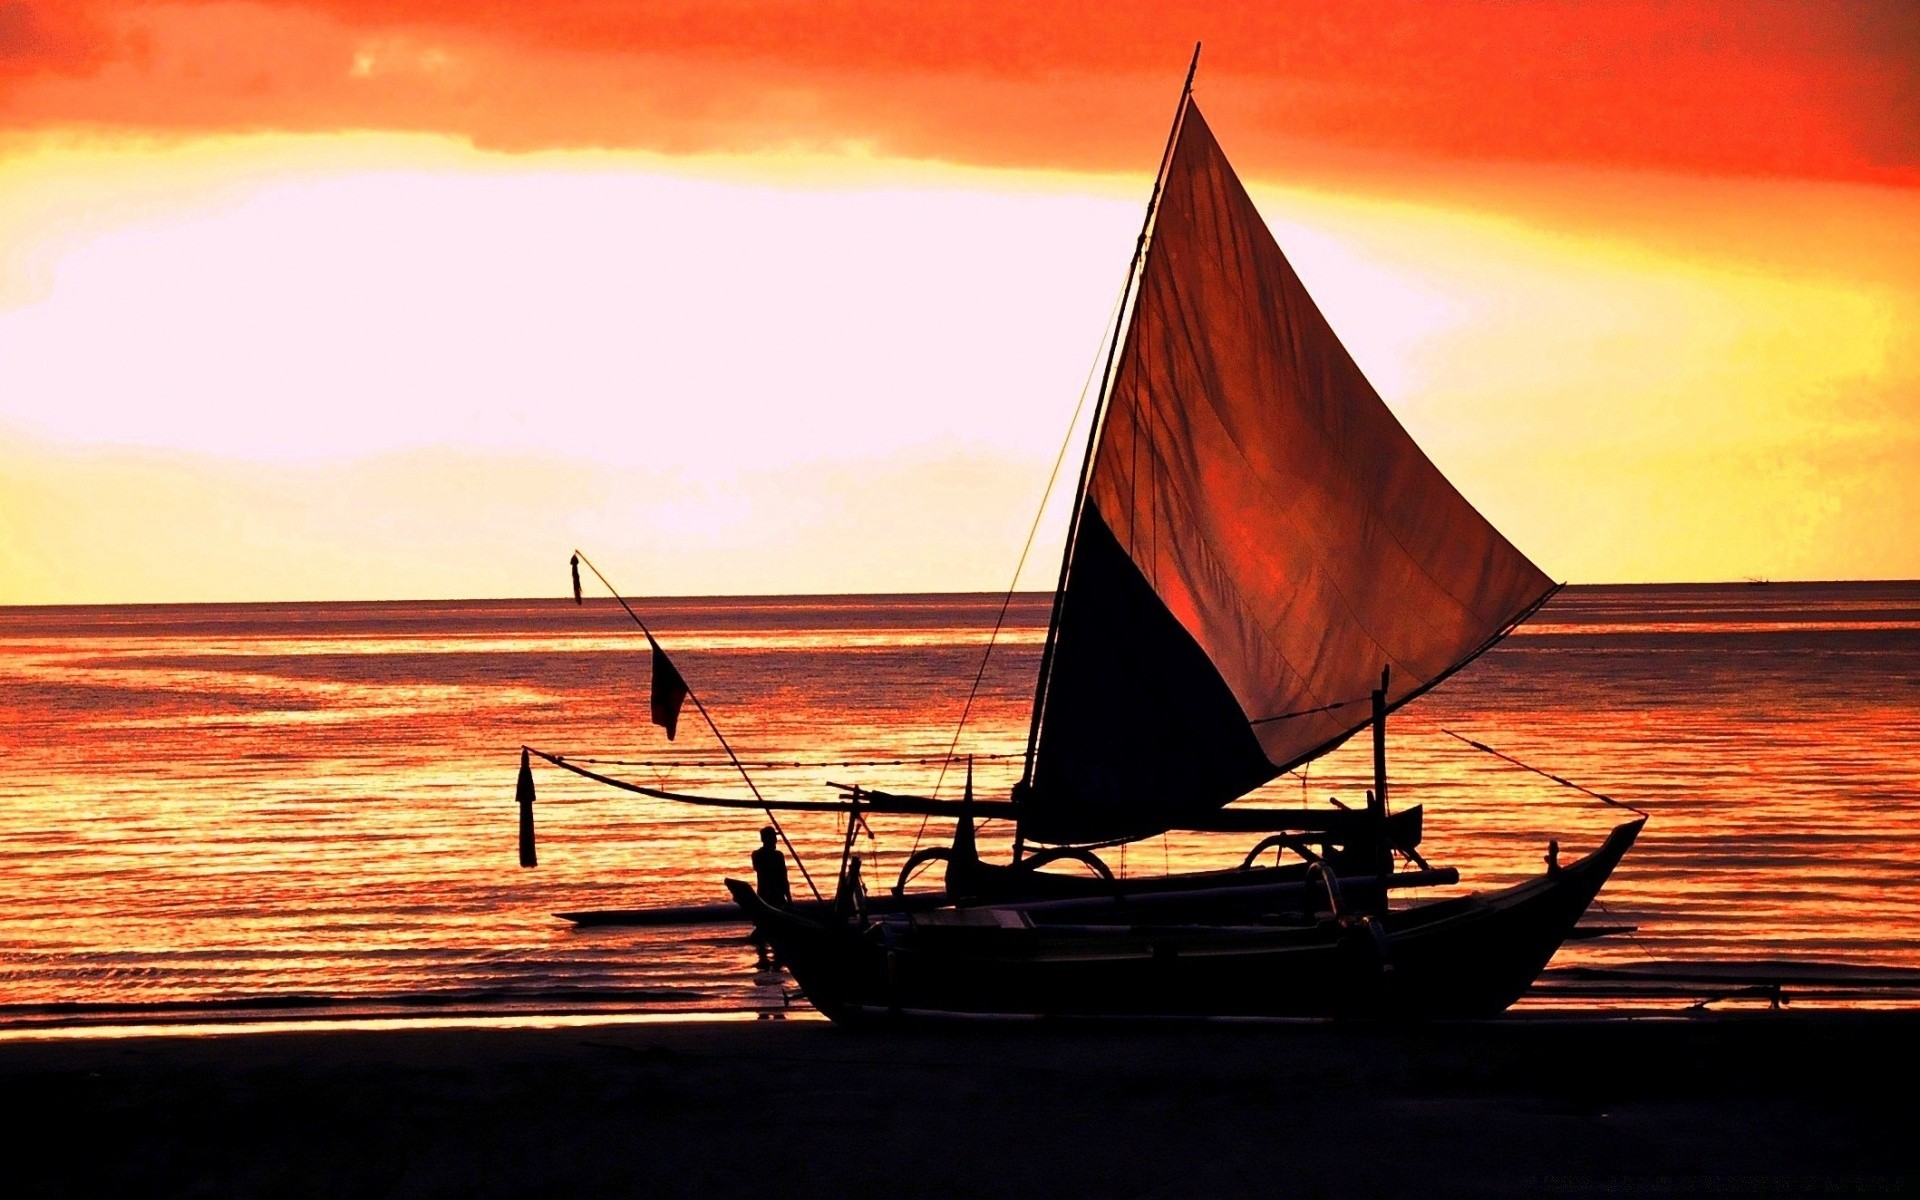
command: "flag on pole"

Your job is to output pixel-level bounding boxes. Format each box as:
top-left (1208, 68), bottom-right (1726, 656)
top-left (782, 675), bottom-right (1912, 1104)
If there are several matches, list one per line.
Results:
top-left (650, 641), bottom-right (689, 741)
top-left (570, 554), bottom-right (583, 605)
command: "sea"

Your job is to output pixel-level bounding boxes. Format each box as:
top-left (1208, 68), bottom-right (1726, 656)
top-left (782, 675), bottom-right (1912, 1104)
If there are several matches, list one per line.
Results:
top-left (3, 582), bottom-right (1917, 1029)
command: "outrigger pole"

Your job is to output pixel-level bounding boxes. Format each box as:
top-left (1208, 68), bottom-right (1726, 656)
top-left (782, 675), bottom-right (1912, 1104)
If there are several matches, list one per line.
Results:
top-left (517, 753), bottom-right (1424, 838)
top-left (568, 550), bottom-right (825, 902)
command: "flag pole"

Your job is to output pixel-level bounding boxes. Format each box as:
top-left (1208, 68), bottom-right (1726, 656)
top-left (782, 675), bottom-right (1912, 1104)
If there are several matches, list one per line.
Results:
top-left (569, 550), bottom-right (823, 903)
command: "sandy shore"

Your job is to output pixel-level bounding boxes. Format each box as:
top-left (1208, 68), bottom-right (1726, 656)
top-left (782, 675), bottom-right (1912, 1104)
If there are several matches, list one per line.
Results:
top-left (5, 1010), bottom-right (1912, 1198)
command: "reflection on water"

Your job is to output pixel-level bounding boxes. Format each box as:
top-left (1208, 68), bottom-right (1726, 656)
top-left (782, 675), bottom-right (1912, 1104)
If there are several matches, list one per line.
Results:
top-left (1, 583), bottom-right (1916, 1020)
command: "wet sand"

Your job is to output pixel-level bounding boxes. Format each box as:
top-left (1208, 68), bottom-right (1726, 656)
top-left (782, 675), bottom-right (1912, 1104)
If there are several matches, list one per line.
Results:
top-left (5, 1011), bottom-right (1912, 1198)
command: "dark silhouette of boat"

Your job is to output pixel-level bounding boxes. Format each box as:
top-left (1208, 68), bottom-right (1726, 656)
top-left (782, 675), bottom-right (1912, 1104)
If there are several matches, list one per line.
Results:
top-left (528, 47), bottom-right (1641, 1018)
top-left (718, 47), bottom-right (1642, 1019)
top-left (728, 820), bottom-right (1641, 1021)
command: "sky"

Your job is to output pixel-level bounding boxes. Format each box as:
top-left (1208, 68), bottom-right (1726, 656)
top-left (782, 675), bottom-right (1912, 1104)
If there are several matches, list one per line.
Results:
top-left (2, 1), bottom-right (1917, 603)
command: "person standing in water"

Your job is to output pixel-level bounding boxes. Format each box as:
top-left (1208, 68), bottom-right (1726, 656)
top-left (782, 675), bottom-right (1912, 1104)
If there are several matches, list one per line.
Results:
top-left (752, 827), bottom-right (790, 907)
top-left (835, 854), bottom-right (867, 926)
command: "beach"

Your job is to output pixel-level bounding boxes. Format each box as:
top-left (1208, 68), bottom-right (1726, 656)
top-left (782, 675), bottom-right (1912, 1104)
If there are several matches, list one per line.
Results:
top-left (7, 1011), bottom-right (1912, 1198)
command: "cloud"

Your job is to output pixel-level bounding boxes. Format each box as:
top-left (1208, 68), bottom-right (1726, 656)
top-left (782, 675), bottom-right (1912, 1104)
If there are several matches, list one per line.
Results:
top-left (0, 2), bottom-right (111, 78)
top-left (2, 1), bottom-right (1915, 185)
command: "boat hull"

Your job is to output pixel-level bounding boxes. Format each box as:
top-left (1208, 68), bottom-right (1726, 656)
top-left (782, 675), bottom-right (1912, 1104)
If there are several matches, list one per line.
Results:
top-left (729, 819), bottom-right (1642, 1022)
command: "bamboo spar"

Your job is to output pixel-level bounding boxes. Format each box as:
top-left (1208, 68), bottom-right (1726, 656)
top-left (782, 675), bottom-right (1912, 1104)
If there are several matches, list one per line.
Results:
top-left (1019, 41), bottom-right (1203, 854)
top-left (523, 747), bottom-right (1430, 841)
top-left (564, 551), bottom-right (825, 903)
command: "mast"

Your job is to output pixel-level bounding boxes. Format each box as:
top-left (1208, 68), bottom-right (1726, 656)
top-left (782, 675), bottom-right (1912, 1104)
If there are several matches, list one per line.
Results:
top-left (1013, 54), bottom-right (1556, 847)
top-left (1371, 665), bottom-right (1390, 818)
top-left (1368, 664), bottom-right (1392, 882)
top-left (1017, 43), bottom-right (1202, 827)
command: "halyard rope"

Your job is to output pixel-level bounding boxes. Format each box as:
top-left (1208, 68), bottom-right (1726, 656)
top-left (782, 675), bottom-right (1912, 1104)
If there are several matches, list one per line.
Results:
top-left (1442, 730), bottom-right (1649, 818)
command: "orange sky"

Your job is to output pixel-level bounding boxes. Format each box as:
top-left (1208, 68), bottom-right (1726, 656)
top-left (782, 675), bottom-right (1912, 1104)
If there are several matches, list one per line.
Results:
top-left (2, 1), bottom-right (1918, 601)
top-left (8, 1), bottom-right (1917, 183)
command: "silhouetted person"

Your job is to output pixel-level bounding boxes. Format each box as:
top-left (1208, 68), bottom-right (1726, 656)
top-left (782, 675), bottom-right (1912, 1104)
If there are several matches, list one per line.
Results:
top-left (752, 827), bottom-right (790, 907)
top-left (835, 853), bottom-right (867, 926)
top-left (1546, 839), bottom-right (1561, 878)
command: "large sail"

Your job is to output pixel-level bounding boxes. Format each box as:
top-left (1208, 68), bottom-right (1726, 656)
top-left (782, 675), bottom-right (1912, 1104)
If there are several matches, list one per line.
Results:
top-left (1024, 102), bottom-right (1554, 846)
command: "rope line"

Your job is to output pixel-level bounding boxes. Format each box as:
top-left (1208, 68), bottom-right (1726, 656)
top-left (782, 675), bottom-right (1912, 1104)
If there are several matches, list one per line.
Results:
top-left (570, 550), bottom-right (824, 903)
top-left (909, 273), bottom-right (1134, 858)
top-left (1442, 730), bottom-right (1649, 818)
top-left (1249, 694), bottom-right (1372, 726)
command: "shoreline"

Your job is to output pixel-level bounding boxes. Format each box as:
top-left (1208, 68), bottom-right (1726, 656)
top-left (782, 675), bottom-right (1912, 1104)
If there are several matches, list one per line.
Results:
top-left (0, 1007), bottom-right (815, 1045)
top-left (2, 994), bottom-right (1907, 1043)
top-left (9, 1010), bottom-right (1913, 1197)
top-left (7, 962), bottom-right (1915, 1042)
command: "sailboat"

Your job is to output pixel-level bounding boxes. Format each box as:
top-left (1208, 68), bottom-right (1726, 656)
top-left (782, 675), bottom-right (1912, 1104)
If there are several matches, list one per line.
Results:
top-left (720, 52), bottom-right (1644, 1020)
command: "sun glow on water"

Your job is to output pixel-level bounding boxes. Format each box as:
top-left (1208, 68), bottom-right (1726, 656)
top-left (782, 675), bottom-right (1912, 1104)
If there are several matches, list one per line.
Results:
top-left (2, 585), bottom-right (1916, 1025)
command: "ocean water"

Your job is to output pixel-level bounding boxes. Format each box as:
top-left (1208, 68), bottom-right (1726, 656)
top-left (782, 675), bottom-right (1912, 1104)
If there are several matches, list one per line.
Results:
top-left (2, 583), bottom-right (1917, 1023)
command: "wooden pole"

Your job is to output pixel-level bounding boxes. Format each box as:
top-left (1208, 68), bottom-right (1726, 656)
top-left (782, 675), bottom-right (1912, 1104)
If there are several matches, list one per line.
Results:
top-left (1019, 41), bottom-right (1203, 838)
top-left (1372, 663), bottom-right (1390, 818)
top-left (1368, 664), bottom-right (1392, 885)
top-left (836, 787), bottom-right (862, 898)
top-left (570, 550), bottom-right (823, 903)
top-left (516, 746), bottom-right (538, 868)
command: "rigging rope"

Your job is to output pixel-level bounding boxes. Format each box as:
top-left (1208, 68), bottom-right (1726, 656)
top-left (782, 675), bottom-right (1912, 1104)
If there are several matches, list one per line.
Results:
top-left (1589, 896), bottom-right (1662, 963)
top-left (1249, 694), bottom-right (1373, 726)
top-left (908, 275), bottom-right (1135, 858)
top-left (1442, 730), bottom-right (1649, 818)
top-left (570, 551), bottom-right (824, 903)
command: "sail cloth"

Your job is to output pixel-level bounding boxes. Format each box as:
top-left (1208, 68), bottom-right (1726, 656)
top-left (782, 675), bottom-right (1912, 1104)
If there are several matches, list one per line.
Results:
top-left (1026, 103), bottom-right (1554, 845)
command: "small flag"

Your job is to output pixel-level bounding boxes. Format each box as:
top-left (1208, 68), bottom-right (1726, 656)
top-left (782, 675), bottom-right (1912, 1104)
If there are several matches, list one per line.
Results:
top-left (516, 747), bottom-right (538, 868)
top-left (570, 554), bottom-right (583, 605)
top-left (650, 641), bottom-right (689, 741)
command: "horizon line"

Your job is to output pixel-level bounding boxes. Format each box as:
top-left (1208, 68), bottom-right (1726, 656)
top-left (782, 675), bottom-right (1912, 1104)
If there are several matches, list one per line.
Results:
top-left (5, 577), bottom-right (1919, 612)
